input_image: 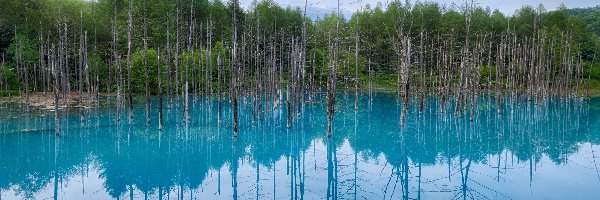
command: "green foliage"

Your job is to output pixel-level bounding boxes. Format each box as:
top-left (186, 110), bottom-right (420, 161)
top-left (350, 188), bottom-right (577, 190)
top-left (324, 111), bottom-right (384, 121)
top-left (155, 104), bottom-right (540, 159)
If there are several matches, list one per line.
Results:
top-left (0, 90), bottom-right (19, 97)
top-left (181, 49), bottom-right (211, 85)
top-left (371, 74), bottom-right (397, 87)
top-left (587, 62), bottom-right (600, 81)
top-left (568, 6), bottom-right (600, 36)
top-left (1, 0), bottom-right (600, 96)
top-left (5, 34), bottom-right (39, 63)
top-left (131, 48), bottom-right (164, 94)
top-left (0, 64), bottom-right (19, 91)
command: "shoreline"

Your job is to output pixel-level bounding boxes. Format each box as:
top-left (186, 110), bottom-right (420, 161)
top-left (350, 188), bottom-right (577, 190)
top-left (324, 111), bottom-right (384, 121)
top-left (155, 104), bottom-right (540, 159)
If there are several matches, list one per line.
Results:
top-left (1, 88), bottom-right (599, 110)
top-left (0, 93), bottom-right (107, 110)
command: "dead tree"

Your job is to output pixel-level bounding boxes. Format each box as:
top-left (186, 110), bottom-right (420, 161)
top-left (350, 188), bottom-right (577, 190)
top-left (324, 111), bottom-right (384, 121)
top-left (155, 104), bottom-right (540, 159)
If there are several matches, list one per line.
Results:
top-left (52, 44), bottom-right (60, 135)
top-left (368, 57), bottom-right (372, 102)
top-left (78, 10), bottom-right (83, 103)
top-left (327, 0), bottom-right (341, 137)
top-left (144, 0), bottom-right (150, 124)
top-left (217, 52), bottom-right (222, 124)
top-left (1, 53), bottom-right (5, 90)
top-left (175, 0), bottom-right (181, 104)
top-left (84, 31), bottom-right (90, 101)
top-left (588, 51), bottom-right (595, 98)
top-left (184, 0), bottom-right (193, 123)
top-left (166, 15), bottom-right (172, 103)
top-left (392, 0), bottom-right (411, 120)
top-left (94, 29), bottom-right (99, 105)
top-left (302, 0), bottom-right (308, 107)
top-left (419, 31), bottom-right (425, 114)
top-left (232, 0), bottom-right (239, 136)
top-left (16, 29), bottom-right (30, 107)
top-left (127, 0), bottom-right (134, 119)
top-left (62, 21), bottom-right (68, 99)
top-left (495, 35), bottom-right (504, 115)
top-left (158, 47), bottom-right (163, 130)
top-left (354, 12), bottom-right (360, 111)
top-left (39, 23), bottom-right (46, 94)
top-left (113, 1), bottom-right (121, 122)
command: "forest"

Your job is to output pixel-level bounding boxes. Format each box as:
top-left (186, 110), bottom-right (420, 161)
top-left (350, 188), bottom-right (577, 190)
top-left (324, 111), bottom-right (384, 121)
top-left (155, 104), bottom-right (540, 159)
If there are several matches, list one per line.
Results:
top-left (0, 0), bottom-right (599, 135)
top-left (2, 1), bottom-right (600, 199)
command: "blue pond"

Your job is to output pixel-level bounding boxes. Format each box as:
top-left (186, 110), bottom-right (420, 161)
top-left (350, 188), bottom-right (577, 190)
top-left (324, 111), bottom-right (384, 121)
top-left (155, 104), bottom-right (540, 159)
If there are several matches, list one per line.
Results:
top-left (1, 93), bottom-right (599, 199)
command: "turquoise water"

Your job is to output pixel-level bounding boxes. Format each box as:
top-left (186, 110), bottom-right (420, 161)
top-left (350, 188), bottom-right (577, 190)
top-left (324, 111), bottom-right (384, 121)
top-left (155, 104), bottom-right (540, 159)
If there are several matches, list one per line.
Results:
top-left (1, 93), bottom-right (599, 200)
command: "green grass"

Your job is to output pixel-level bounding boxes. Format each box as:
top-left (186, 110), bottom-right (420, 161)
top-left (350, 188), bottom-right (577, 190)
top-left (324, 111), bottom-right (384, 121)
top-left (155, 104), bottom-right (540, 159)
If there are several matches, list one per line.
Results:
top-left (0, 90), bottom-right (19, 97)
top-left (357, 75), bottom-right (600, 96)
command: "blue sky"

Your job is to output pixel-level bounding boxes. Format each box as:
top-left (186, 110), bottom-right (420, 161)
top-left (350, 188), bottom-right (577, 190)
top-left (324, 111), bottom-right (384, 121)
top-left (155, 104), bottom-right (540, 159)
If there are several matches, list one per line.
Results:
top-left (238, 0), bottom-right (600, 18)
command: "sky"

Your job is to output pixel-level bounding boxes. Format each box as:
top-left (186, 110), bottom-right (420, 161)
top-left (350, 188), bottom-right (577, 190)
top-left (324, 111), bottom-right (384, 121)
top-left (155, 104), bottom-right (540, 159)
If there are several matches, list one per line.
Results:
top-left (238, 0), bottom-right (600, 19)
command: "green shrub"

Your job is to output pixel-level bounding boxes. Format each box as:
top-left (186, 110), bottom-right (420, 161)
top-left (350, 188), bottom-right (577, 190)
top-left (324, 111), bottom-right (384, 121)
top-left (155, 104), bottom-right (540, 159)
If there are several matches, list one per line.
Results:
top-left (0, 65), bottom-right (20, 91)
top-left (0, 90), bottom-right (19, 97)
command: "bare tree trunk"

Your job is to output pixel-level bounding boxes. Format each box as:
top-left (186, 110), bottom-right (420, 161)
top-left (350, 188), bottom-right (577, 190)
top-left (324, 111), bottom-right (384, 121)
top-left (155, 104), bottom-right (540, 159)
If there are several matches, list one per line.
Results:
top-left (217, 52), bottom-right (222, 124)
top-left (419, 31), bottom-right (425, 113)
top-left (94, 29), bottom-right (99, 105)
top-left (496, 36), bottom-right (503, 115)
top-left (158, 47), bottom-right (163, 130)
top-left (23, 44), bottom-right (30, 108)
top-left (368, 57), bottom-right (372, 102)
top-left (588, 51), bottom-right (596, 98)
top-left (401, 38), bottom-right (411, 126)
top-left (114, 2), bottom-right (121, 122)
top-left (16, 29), bottom-right (30, 107)
top-left (144, 0), bottom-right (150, 124)
top-left (311, 50), bottom-right (316, 100)
top-left (127, 0), bottom-right (134, 119)
top-left (1, 53), bottom-right (5, 91)
top-left (301, 0), bottom-right (308, 108)
top-left (232, 0), bottom-right (239, 136)
top-left (327, 0), bottom-right (341, 137)
top-left (84, 31), bottom-right (90, 101)
top-left (79, 10), bottom-right (83, 103)
top-left (184, 0), bottom-right (193, 123)
top-left (175, 0), bottom-right (181, 104)
top-left (165, 16), bottom-right (172, 104)
top-left (39, 23), bottom-right (46, 94)
top-left (62, 22), bottom-right (68, 99)
top-left (354, 14), bottom-right (359, 111)
top-left (52, 44), bottom-right (60, 135)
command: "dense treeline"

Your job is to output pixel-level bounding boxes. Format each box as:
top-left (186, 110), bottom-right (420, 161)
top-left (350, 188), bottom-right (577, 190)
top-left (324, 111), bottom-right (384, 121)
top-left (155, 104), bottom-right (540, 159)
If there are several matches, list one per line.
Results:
top-left (567, 6), bottom-right (600, 36)
top-left (1, 0), bottom-right (598, 94)
top-left (0, 0), bottom-right (599, 135)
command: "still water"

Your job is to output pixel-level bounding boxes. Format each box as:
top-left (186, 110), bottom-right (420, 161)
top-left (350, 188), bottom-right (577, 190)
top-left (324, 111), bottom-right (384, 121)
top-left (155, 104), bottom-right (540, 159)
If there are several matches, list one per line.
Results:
top-left (1, 93), bottom-right (599, 200)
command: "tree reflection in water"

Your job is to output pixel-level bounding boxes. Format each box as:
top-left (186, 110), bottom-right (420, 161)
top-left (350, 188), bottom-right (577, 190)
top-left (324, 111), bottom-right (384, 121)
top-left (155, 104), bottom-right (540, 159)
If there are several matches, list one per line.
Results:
top-left (0, 93), bottom-right (599, 199)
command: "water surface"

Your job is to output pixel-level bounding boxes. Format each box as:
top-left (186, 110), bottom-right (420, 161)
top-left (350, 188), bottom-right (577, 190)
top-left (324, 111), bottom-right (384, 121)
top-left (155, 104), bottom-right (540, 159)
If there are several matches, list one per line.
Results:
top-left (1, 93), bottom-right (599, 199)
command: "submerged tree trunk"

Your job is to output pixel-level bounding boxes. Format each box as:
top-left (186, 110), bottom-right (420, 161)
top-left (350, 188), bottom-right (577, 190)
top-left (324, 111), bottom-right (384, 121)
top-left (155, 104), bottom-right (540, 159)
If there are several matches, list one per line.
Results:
top-left (114, 2), bottom-right (121, 122)
top-left (52, 44), bottom-right (60, 135)
top-left (127, 0), bottom-right (134, 119)
top-left (368, 57), bottom-right (372, 102)
top-left (354, 14), bottom-right (359, 111)
top-left (232, 0), bottom-right (239, 136)
top-left (175, 0), bottom-right (181, 105)
top-left (165, 16), bottom-right (172, 104)
top-left (84, 31), bottom-right (90, 101)
top-left (184, 0), bottom-right (193, 123)
top-left (158, 47), bottom-right (163, 130)
top-left (78, 10), bottom-right (83, 104)
top-left (144, 0), bottom-right (150, 124)
top-left (94, 29), bottom-right (99, 105)
top-left (588, 52), bottom-right (595, 98)
top-left (327, 0), bottom-right (341, 137)
top-left (62, 22), bottom-right (68, 100)
top-left (217, 53), bottom-right (222, 124)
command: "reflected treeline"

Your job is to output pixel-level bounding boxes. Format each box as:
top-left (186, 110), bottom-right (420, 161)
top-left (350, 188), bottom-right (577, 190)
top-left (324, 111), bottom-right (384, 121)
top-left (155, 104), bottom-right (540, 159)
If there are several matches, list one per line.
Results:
top-left (1, 93), bottom-right (599, 199)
